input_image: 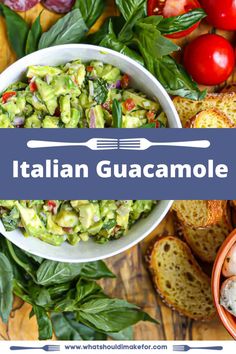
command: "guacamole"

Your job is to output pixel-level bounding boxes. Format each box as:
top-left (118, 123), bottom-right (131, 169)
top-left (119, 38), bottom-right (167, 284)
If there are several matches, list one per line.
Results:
top-left (0, 59), bottom-right (164, 246)
top-left (0, 200), bottom-right (156, 245)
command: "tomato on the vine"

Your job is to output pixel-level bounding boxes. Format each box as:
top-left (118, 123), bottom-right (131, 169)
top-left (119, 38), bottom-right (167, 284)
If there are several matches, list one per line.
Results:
top-left (147, 0), bottom-right (201, 38)
top-left (183, 34), bottom-right (235, 86)
top-left (200, 0), bottom-right (236, 31)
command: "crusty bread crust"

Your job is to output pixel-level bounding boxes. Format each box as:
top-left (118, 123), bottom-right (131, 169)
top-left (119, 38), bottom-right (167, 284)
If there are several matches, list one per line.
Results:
top-left (185, 109), bottom-right (234, 128)
top-left (172, 200), bottom-right (227, 228)
top-left (149, 236), bottom-right (216, 321)
top-left (173, 92), bottom-right (236, 127)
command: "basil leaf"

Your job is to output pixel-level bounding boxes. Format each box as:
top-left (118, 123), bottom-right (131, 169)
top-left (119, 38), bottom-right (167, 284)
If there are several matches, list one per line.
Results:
top-left (158, 8), bottom-right (206, 35)
top-left (100, 20), bottom-right (144, 65)
top-left (109, 326), bottom-right (133, 340)
top-left (118, 1), bottom-right (147, 42)
top-left (80, 261), bottom-right (115, 279)
top-left (93, 79), bottom-right (109, 104)
top-left (115, 0), bottom-right (146, 21)
top-left (112, 99), bottom-right (123, 128)
top-left (25, 13), bottom-right (42, 55)
top-left (38, 9), bottom-right (88, 49)
top-left (36, 261), bottom-right (84, 286)
top-left (78, 298), bottom-right (158, 333)
top-left (135, 22), bottom-right (179, 58)
top-left (33, 305), bottom-right (53, 340)
top-left (0, 4), bottom-right (29, 58)
top-left (51, 312), bottom-right (106, 340)
top-left (1, 206), bottom-right (19, 231)
top-left (139, 43), bottom-right (206, 100)
top-left (74, 0), bottom-right (105, 28)
top-left (0, 253), bottom-right (13, 323)
top-left (76, 280), bottom-right (102, 303)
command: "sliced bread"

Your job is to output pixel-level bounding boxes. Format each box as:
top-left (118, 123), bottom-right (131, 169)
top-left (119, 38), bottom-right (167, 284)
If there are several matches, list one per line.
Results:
top-left (173, 92), bottom-right (236, 127)
top-left (180, 219), bottom-right (232, 263)
top-left (172, 200), bottom-right (227, 228)
top-left (185, 109), bottom-right (234, 128)
top-left (149, 236), bottom-right (215, 320)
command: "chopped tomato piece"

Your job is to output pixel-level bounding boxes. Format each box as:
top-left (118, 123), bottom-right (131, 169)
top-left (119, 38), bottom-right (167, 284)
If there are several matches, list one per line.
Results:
top-left (147, 111), bottom-right (156, 120)
top-left (47, 200), bottom-right (56, 208)
top-left (29, 81), bottom-right (37, 92)
top-left (149, 118), bottom-right (160, 128)
top-left (86, 66), bottom-right (94, 72)
top-left (2, 91), bottom-right (16, 103)
top-left (121, 74), bottom-right (130, 89)
top-left (124, 98), bottom-right (136, 111)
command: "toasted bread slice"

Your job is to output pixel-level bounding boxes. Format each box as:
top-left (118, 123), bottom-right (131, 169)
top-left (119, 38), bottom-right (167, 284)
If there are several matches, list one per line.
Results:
top-left (149, 236), bottom-right (215, 320)
top-left (185, 109), bottom-right (233, 128)
top-left (172, 200), bottom-right (226, 228)
top-left (180, 219), bottom-right (232, 263)
top-left (173, 93), bottom-right (236, 127)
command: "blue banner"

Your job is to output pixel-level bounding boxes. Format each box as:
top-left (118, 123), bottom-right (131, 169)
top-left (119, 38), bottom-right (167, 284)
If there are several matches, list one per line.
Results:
top-left (0, 128), bottom-right (234, 200)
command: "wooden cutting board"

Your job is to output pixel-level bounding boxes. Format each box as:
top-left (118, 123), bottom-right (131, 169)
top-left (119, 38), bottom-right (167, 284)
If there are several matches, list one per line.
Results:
top-left (0, 0), bottom-right (233, 341)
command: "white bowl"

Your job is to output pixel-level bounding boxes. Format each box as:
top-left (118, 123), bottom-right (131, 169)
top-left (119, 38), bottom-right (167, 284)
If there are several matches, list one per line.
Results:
top-left (0, 44), bottom-right (181, 262)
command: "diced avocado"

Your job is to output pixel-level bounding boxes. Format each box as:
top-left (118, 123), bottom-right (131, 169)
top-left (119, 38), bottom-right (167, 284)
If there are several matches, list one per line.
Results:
top-left (26, 93), bottom-right (48, 113)
top-left (1, 98), bottom-right (25, 115)
top-left (87, 105), bottom-right (104, 128)
top-left (54, 209), bottom-right (79, 228)
top-left (89, 61), bottom-right (104, 77)
top-left (52, 75), bottom-right (80, 96)
top-left (67, 233), bottom-right (80, 246)
top-left (60, 95), bottom-right (71, 124)
top-left (131, 200), bottom-right (153, 220)
top-left (47, 213), bottom-right (65, 236)
top-left (35, 78), bottom-right (58, 115)
top-left (24, 114), bottom-right (42, 128)
top-left (65, 108), bottom-right (80, 128)
top-left (70, 200), bottom-right (89, 211)
top-left (88, 220), bottom-right (103, 235)
top-left (79, 92), bottom-right (91, 109)
top-left (15, 201), bottom-right (46, 237)
top-left (130, 110), bottom-right (147, 119)
top-left (0, 114), bottom-right (13, 128)
top-left (0, 200), bottom-right (16, 209)
top-left (27, 66), bottom-right (62, 78)
top-left (157, 112), bottom-right (168, 127)
top-left (38, 232), bottom-right (66, 246)
top-left (101, 65), bottom-right (120, 82)
top-left (122, 115), bottom-right (145, 128)
top-left (79, 203), bottom-right (100, 229)
top-left (42, 116), bottom-right (60, 128)
top-left (116, 213), bottom-right (129, 230)
top-left (123, 91), bottom-right (160, 111)
top-left (76, 65), bottom-right (86, 86)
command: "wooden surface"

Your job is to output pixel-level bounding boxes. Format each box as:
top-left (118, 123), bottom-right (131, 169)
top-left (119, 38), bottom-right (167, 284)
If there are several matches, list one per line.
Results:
top-left (0, 0), bottom-right (233, 341)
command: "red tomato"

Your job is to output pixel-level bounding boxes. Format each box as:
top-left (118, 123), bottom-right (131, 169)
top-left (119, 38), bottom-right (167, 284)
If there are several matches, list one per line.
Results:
top-left (147, 0), bottom-right (201, 38)
top-left (121, 74), bottom-right (130, 89)
top-left (200, 0), bottom-right (236, 30)
top-left (183, 34), bottom-right (235, 86)
top-left (2, 91), bottom-right (16, 103)
top-left (29, 81), bottom-right (37, 92)
top-left (86, 66), bottom-right (94, 72)
top-left (124, 98), bottom-right (136, 111)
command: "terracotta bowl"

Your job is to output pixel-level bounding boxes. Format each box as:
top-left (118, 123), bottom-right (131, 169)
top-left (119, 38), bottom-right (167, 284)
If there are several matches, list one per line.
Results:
top-left (212, 229), bottom-right (236, 339)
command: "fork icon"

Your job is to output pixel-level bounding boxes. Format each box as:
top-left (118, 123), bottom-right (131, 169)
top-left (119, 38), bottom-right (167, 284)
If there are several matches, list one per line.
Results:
top-left (119, 138), bottom-right (211, 150)
top-left (27, 138), bottom-right (118, 151)
top-left (10, 345), bottom-right (60, 352)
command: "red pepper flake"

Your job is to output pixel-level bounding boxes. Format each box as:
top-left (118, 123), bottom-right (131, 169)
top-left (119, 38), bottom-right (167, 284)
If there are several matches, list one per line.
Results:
top-left (2, 91), bottom-right (16, 104)
top-left (86, 66), bottom-right (94, 72)
top-left (121, 74), bottom-right (130, 89)
top-left (29, 81), bottom-right (37, 92)
top-left (124, 98), bottom-right (136, 111)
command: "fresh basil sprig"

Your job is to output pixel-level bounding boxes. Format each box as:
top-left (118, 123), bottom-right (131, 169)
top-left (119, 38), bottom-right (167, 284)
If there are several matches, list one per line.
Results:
top-left (112, 99), bottom-right (123, 128)
top-left (0, 238), bottom-right (157, 340)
